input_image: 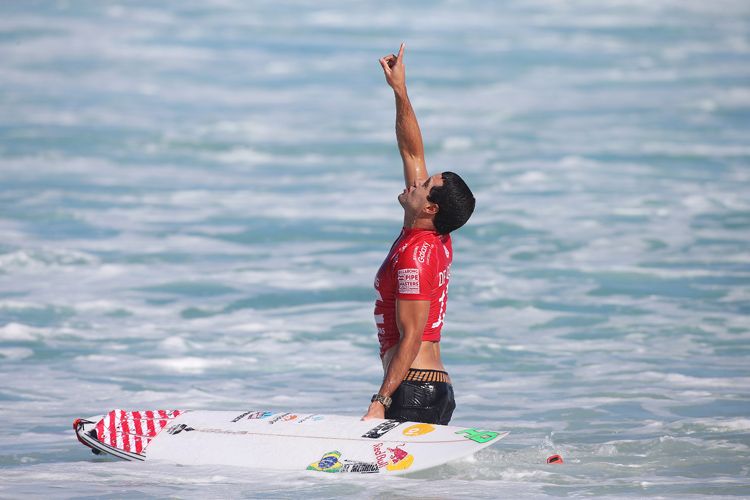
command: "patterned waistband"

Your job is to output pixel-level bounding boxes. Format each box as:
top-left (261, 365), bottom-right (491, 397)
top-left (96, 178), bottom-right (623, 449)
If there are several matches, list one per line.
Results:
top-left (403, 368), bottom-right (451, 384)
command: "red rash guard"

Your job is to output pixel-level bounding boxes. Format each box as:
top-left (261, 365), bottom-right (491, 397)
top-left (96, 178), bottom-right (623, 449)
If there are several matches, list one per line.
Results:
top-left (374, 227), bottom-right (452, 358)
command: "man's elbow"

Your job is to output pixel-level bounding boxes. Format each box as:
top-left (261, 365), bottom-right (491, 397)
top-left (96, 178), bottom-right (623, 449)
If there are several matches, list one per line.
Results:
top-left (400, 333), bottom-right (422, 356)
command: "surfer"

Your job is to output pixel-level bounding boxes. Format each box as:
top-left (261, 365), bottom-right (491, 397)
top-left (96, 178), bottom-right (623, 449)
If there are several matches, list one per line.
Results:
top-left (363, 44), bottom-right (475, 425)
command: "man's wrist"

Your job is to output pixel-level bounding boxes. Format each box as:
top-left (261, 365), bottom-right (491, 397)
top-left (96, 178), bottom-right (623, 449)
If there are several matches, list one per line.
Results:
top-left (392, 85), bottom-right (407, 98)
top-left (371, 393), bottom-right (392, 409)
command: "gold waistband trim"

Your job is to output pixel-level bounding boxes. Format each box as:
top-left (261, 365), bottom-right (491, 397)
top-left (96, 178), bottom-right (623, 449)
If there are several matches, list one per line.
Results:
top-left (403, 368), bottom-right (451, 383)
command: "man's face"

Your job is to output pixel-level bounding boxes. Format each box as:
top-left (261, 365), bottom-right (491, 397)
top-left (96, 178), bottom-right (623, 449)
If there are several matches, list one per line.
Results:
top-left (398, 173), bottom-right (444, 214)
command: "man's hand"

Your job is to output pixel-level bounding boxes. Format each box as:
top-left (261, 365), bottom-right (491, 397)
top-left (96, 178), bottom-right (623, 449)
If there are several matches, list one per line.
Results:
top-left (361, 400), bottom-right (385, 421)
top-left (379, 42), bottom-right (406, 91)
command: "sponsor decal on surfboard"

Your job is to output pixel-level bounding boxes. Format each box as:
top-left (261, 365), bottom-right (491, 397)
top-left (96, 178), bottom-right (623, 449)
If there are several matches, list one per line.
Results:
top-left (296, 414), bottom-right (324, 424)
top-left (267, 412), bottom-right (298, 424)
top-left (308, 451), bottom-right (343, 472)
top-left (402, 423), bottom-right (435, 437)
top-left (166, 424), bottom-right (194, 435)
top-left (372, 442), bottom-right (414, 471)
top-left (361, 419), bottom-right (402, 439)
top-left (307, 451), bottom-right (379, 474)
top-left (455, 428), bottom-right (499, 443)
top-left (231, 410), bottom-right (273, 422)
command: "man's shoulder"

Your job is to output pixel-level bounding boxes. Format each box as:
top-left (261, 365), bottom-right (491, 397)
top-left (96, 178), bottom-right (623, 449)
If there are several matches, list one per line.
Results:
top-left (410, 231), bottom-right (450, 252)
top-left (396, 232), bottom-right (450, 269)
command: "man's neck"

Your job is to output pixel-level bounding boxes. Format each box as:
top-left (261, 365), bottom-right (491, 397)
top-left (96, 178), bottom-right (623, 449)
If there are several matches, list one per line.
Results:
top-left (403, 212), bottom-right (436, 231)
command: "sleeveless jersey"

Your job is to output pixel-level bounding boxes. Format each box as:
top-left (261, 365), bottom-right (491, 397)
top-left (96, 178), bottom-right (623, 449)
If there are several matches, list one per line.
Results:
top-left (374, 227), bottom-right (452, 358)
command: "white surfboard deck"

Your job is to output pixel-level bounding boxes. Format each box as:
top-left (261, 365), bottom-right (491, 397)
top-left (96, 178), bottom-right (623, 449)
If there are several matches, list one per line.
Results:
top-left (74, 409), bottom-right (508, 475)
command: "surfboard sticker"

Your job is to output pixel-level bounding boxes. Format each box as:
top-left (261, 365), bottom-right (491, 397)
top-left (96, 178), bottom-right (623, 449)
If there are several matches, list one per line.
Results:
top-left (74, 409), bottom-right (509, 475)
top-left (307, 450), bottom-right (379, 473)
top-left (361, 419), bottom-right (402, 439)
top-left (401, 423), bottom-right (435, 437)
top-left (455, 428), bottom-right (501, 443)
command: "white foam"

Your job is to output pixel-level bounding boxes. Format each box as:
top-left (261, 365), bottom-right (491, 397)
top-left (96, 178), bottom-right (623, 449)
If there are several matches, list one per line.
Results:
top-left (680, 417), bottom-right (750, 433)
top-left (0, 323), bottom-right (41, 341)
top-left (0, 347), bottom-right (33, 360)
top-left (515, 171), bottom-right (549, 184)
top-left (148, 357), bottom-right (237, 374)
top-left (213, 147), bottom-right (275, 165)
top-left (158, 336), bottom-right (191, 353)
top-left (0, 248), bottom-right (99, 272)
top-left (497, 468), bottom-right (554, 481)
top-left (635, 371), bottom-right (750, 389)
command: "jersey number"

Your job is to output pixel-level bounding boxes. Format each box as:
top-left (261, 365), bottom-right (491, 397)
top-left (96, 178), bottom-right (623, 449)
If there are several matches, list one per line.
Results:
top-left (431, 286), bottom-right (448, 329)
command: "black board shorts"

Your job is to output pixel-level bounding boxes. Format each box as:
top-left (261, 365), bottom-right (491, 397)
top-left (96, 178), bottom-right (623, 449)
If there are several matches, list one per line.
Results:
top-left (385, 369), bottom-right (455, 425)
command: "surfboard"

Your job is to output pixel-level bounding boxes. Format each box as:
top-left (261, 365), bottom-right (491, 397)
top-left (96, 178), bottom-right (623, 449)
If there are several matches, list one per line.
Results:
top-left (73, 409), bottom-right (508, 475)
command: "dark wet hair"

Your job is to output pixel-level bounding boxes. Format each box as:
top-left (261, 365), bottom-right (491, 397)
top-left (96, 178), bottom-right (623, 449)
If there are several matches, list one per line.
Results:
top-left (427, 171), bottom-right (475, 234)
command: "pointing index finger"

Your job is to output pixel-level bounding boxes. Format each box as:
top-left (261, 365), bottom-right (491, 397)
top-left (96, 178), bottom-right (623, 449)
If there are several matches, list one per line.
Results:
top-left (397, 42), bottom-right (405, 61)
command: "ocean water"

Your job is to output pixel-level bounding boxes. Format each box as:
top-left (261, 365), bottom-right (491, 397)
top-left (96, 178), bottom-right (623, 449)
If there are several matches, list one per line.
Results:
top-left (1, 0), bottom-right (749, 497)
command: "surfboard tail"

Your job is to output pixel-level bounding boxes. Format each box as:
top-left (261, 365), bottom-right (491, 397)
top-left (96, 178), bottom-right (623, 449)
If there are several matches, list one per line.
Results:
top-left (73, 418), bottom-right (100, 454)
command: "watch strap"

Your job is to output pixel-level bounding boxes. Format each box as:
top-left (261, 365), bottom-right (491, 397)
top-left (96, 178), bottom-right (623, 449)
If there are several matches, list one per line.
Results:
top-left (371, 393), bottom-right (392, 409)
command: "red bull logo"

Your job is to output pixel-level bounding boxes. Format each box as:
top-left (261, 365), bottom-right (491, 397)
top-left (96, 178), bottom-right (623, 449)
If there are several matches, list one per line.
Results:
top-left (372, 443), bottom-right (414, 471)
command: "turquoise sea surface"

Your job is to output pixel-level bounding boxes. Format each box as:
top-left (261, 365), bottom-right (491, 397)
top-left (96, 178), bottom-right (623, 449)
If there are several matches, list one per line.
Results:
top-left (1, 1), bottom-right (749, 497)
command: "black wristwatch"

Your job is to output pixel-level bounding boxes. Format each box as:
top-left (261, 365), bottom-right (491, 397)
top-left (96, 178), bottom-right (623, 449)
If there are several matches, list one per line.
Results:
top-left (371, 393), bottom-right (392, 409)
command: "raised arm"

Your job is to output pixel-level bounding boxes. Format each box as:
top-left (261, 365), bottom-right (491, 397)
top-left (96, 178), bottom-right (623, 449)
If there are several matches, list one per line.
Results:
top-left (379, 43), bottom-right (429, 188)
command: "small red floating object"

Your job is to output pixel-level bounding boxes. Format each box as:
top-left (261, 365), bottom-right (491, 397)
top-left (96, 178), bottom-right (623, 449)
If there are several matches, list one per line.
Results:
top-left (547, 454), bottom-right (564, 464)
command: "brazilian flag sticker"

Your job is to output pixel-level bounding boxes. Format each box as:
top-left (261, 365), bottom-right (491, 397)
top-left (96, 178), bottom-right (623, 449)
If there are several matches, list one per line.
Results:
top-left (307, 451), bottom-right (343, 472)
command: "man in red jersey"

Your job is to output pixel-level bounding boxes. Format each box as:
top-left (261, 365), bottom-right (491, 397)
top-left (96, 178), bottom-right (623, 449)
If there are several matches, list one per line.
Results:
top-left (362, 43), bottom-right (476, 424)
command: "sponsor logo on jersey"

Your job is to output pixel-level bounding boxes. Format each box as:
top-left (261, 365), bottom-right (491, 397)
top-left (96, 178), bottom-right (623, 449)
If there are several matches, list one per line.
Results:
top-left (373, 442), bottom-right (414, 471)
top-left (307, 451), bottom-right (379, 474)
top-left (416, 242), bottom-right (431, 264)
top-left (362, 419), bottom-right (402, 439)
top-left (397, 268), bottom-right (420, 294)
top-left (377, 327), bottom-right (386, 342)
top-left (402, 423), bottom-right (435, 437)
top-left (374, 273), bottom-right (383, 301)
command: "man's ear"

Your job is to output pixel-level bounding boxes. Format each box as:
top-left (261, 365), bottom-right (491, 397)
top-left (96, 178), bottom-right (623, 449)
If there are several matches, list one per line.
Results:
top-left (424, 202), bottom-right (439, 215)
